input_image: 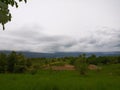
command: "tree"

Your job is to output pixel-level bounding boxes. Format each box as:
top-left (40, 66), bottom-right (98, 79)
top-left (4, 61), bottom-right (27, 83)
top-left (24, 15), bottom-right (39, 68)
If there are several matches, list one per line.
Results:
top-left (0, 53), bottom-right (7, 73)
top-left (0, 0), bottom-right (27, 30)
top-left (7, 51), bottom-right (17, 72)
top-left (74, 54), bottom-right (88, 75)
top-left (87, 54), bottom-right (98, 65)
top-left (0, 51), bottom-right (33, 73)
top-left (14, 53), bottom-right (27, 73)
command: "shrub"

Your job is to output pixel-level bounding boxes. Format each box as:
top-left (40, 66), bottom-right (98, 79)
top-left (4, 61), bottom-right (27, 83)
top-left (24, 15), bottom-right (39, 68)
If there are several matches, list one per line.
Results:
top-left (74, 58), bottom-right (88, 75)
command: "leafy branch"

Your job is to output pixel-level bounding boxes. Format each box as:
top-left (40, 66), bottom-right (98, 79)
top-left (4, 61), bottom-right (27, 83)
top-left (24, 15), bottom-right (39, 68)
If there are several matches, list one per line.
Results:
top-left (0, 0), bottom-right (27, 30)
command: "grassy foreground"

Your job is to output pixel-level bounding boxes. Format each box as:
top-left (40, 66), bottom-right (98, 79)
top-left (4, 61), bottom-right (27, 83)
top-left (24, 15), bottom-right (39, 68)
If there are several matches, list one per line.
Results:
top-left (0, 64), bottom-right (120, 90)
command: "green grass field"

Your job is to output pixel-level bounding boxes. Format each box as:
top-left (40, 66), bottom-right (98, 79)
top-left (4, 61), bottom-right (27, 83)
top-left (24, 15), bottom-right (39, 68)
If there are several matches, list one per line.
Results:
top-left (0, 64), bottom-right (120, 90)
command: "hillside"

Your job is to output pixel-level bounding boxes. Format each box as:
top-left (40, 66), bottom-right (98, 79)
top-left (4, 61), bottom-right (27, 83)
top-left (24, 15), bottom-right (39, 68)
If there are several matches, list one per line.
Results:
top-left (0, 50), bottom-right (119, 58)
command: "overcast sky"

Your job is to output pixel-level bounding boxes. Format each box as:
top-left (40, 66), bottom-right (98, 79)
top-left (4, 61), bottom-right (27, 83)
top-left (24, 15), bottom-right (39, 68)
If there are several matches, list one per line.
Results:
top-left (0, 0), bottom-right (120, 52)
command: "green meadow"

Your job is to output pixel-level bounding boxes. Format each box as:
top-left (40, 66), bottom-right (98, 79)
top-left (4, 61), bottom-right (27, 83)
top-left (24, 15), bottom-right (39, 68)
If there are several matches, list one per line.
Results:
top-left (0, 64), bottom-right (120, 90)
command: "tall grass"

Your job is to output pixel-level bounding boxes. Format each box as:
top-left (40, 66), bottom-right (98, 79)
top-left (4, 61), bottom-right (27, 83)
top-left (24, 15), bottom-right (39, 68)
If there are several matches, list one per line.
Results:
top-left (0, 64), bottom-right (120, 90)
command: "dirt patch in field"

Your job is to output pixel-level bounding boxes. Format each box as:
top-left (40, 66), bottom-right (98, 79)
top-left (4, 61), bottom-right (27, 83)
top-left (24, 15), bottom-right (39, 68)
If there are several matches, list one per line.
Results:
top-left (51, 65), bottom-right (75, 70)
top-left (88, 64), bottom-right (102, 70)
top-left (45, 64), bottom-right (75, 70)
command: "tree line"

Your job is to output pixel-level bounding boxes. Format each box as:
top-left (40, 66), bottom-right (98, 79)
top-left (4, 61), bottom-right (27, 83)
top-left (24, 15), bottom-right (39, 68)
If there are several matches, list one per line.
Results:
top-left (30, 54), bottom-right (120, 66)
top-left (0, 51), bottom-right (32, 73)
top-left (0, 51), bottom-right (120, 74)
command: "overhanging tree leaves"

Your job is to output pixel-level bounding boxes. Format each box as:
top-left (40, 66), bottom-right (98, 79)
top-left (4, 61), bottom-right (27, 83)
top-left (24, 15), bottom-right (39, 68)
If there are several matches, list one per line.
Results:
top-left (0, 0), bottom-right (27, 30)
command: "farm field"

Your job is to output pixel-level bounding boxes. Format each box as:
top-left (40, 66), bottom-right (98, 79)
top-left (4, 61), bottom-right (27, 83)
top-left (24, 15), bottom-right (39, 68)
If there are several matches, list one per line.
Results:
top-left (0, 64), bottom-right (120, 90)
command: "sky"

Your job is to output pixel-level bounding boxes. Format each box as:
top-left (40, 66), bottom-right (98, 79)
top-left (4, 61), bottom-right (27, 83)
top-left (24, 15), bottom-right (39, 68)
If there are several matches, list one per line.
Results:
top-left (0, 0), bottom-right (120, 52)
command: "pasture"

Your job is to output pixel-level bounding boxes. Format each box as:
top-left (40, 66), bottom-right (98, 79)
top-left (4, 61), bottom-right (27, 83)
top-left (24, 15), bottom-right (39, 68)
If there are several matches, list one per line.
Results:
top-left (0, 64), bottom-right (120, 90)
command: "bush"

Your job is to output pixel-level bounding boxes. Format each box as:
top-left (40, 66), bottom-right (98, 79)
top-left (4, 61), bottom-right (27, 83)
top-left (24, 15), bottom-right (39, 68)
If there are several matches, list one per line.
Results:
top-left (78, 63), bottom-right (88, 75)
top-left (14, 65), bottom-right (26, 73)
top-left (74, 58), bottom-right (88, 75)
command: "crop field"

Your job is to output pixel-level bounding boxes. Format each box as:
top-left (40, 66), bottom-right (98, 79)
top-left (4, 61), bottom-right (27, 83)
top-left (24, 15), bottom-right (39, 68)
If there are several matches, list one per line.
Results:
top-left (0, 64), bottom-right (120, 90)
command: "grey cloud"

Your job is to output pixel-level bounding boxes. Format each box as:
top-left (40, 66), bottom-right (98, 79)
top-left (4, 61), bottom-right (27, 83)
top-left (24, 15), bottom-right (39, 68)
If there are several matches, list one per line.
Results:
top-left (88, 28), bottom-right (120, 51)
top-left (0, 25), bottom-right (77, 52)
top-left (68, 27), bottom-right (120, 52)
top-left (0, 26), bottom-right (120, 52)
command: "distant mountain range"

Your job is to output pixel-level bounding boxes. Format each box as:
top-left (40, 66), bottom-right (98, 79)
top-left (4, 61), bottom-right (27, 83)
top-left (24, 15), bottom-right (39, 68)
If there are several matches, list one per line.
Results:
top-left (0, 50), bottom-right (120, 58)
